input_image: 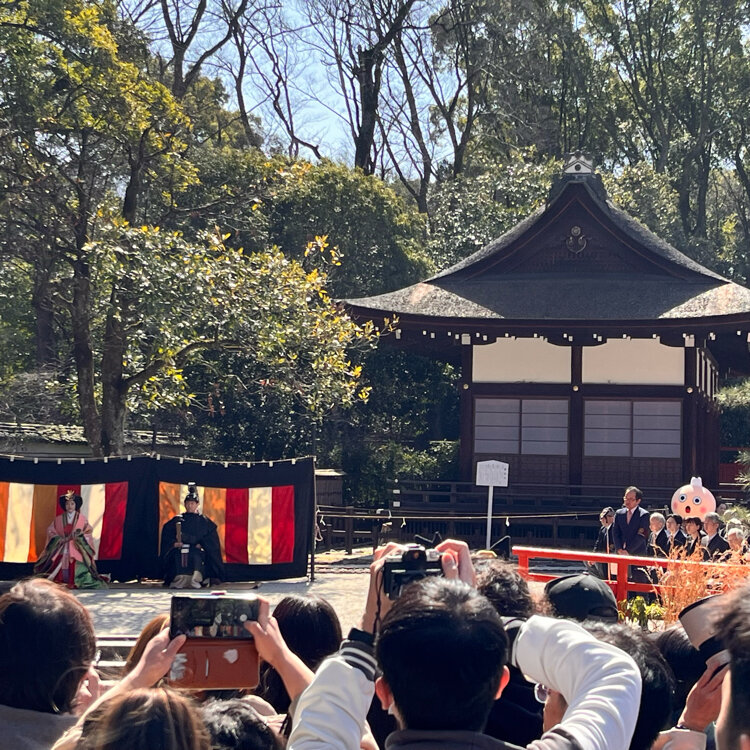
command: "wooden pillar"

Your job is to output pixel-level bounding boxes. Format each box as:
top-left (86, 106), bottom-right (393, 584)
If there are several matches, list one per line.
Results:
top-left (569, 346), bottom-right (583, 491)
top-left (710, 401), bottom-right (720, 488)
top-left (701, 398), bottom-right (720, 487)
top-left (344, 506), bottom-right (354, 554)
top-left (459, 344), bottom-right (474, 481)
top-left (683, 348), bottom-right (698, 479)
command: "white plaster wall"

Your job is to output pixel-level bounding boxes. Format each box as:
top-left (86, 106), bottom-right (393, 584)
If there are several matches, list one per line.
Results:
top-left (473, 338), bottom-right (571, 383)
top-left (582, 338), bottom-right (684, 385)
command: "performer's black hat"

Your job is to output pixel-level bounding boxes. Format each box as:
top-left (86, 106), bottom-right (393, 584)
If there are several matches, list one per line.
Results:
top-left (184, 482), bottom-right (199, 505)
top-left (58, 490), bottom-right (83, 511)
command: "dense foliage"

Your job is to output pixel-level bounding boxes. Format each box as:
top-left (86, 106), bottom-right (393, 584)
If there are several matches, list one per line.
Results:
top-left (3, 0), bottom-right (750, 497)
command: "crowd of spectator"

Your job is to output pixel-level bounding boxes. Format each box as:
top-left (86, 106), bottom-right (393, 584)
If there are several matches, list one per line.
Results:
top-left (1, 538), bottom-right (749, 750)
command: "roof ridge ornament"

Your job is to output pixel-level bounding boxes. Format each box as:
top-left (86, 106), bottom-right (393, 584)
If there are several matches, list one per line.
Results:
top-left (563, 152), bottom-right (595, 174)
top-left (548, 151), bottom-right (608, 206)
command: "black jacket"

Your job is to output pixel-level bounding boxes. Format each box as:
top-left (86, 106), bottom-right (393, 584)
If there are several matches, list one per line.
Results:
top-left (706, 534), bottom-right (730, 558)
top-left (613, 506), bottom-right (650, 556)
top-left (648, 528), bottom-right (670, 558)
top-left (685, 532), bottom-right (710, 561)
top-left (670, 529), bottom-right (687, 549)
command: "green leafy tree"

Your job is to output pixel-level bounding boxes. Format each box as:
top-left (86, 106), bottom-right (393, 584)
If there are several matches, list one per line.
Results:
top-left (0, 260), bottom-right (36, 378)
top-left (268, 161), bottom-right (431, 297)
top-left (76, 223), bottom-right (376, 455)
top-left (427, 151), bottom-right (560, 267)
top-left (156, 153), bottom-right (431, 299)
top-left (325, 348), bottom-right (460, 505)
top-left (717, 380), bottom-right (750, 448)
top-left (0, 0), bottom-right (193, 449)
top-left (577, 0), bottom-right (750, 238)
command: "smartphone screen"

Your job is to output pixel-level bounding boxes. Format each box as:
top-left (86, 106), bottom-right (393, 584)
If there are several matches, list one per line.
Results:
top-left (170, 594), bottom-right (260, 639)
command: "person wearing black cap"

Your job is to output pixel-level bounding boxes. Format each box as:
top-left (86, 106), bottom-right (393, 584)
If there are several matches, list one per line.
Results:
top-left (544, 573), bottom-right (620, 624)
top-left (160, 483), bottom-right (225, 588)
top-left (288, 541), bottom-right (641, 750)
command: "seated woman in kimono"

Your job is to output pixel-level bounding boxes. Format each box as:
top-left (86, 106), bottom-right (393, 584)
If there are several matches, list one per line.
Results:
top-left (34, 489), bottom-right (108, 589)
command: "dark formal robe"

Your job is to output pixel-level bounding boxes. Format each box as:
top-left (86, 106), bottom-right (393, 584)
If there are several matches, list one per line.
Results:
top-left (160, 512), bottom-right (225, 585)
top-left (706, 533), bottom-right (730, 558)
top-left (592, 524), bottom-right (616, 579)
top-left (612, 506), bottom-right (650, 556)
top-left (648, 528), bottom-right (670, 558)
top-left (593, 524), bottom-right (614, 554)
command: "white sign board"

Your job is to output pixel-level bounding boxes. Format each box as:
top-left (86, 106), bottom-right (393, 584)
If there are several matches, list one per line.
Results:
top-left (476, 461), bottom-right (509, 549)
top-left (475, 460), bottom-right (509, 488)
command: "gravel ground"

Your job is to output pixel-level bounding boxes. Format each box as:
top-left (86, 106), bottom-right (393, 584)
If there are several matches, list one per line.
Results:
top-left (73, 549), bottom-right (375, 637)
top-left (69, 547), bottom-right (561, 637)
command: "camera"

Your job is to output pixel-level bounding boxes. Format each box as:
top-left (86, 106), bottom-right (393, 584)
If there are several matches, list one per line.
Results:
top-left (382, 544), bottom-right (443, 600)
top-left (167, 593), bottom-right (261, 690)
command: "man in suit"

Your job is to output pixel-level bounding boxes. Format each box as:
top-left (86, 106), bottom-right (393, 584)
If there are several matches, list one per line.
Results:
top-left (684, 517), bottom-right (710, 560)
top-left (666, 514), bottom-right (687, 551)
top-left (612, 485), bottom-right (651, 584)
top-left (704, 511), bottom-right (730, 558)
top-left (647, 513), bottom-right (670, 557)
top-left (613, 486), bottom-right (650, 556)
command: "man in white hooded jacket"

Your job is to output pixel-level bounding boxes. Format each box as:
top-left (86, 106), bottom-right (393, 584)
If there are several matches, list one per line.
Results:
top-left (288, 541), bottom-right (642, 750)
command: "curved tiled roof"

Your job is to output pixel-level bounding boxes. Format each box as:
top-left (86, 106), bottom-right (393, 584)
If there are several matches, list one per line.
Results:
top-left (430, 179), bottom-right (725, 283)
top-left (348, 275), bottom-right (750, 321)
top-left (347, 174), bottom-right (746, 324)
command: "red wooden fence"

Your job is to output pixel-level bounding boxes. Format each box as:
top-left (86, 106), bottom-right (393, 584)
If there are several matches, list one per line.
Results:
top-left (513, 545), bottom-right (748, 603)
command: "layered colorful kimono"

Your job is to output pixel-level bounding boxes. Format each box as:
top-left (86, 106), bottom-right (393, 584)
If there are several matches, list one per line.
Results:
top-left (34, 511), bottom-right (108, 589)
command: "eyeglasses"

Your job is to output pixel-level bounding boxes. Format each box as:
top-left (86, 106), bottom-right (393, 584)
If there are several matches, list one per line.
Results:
top-left (534, 683), bottom-right (550, 704)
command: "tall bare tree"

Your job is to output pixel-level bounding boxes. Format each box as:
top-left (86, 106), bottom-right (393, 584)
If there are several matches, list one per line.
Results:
top-left (305, 0), bottom-right (419, 174)
top-left (220, 3), bottom-right (322, 156)
top-left (157, 0), bottom-right (251, 99)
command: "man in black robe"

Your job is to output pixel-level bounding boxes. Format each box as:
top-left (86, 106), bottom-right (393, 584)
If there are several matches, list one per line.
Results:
top-left (160, 484), bottom-right (225, 588)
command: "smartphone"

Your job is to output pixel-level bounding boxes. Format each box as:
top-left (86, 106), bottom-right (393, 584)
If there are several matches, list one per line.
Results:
top-left (170, 593), bottom-right (260, 639)
top-left (167, 593), bottom-right (261, 690)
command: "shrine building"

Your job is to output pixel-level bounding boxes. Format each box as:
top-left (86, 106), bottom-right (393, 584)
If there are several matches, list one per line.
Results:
top-left (345, 155), bottom-right (750, 491)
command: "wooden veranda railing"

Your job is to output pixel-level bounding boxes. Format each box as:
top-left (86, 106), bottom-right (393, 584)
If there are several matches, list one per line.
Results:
top-left (316, 504), bottom-right (610, 554)
top-left (389, 478), bottom-right (747, 508)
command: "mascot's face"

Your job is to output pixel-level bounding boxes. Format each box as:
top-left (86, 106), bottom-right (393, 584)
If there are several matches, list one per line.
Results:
top-left (671, 478), bottom-right (716, 518)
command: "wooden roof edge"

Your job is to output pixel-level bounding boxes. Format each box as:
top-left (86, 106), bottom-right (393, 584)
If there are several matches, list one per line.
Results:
top-left (344, 306), bottom-right (750, 335)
